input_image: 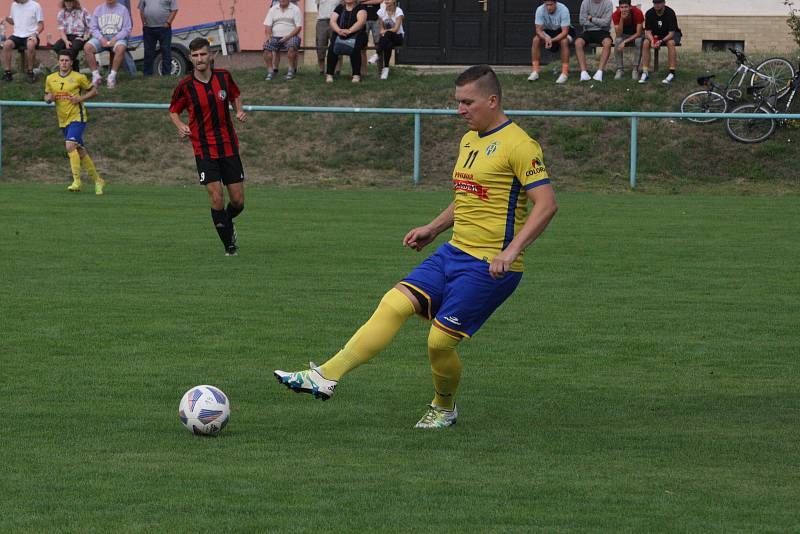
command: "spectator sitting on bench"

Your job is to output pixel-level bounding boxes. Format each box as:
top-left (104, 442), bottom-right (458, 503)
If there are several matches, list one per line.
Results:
top-left (528, 0), bottom-right (572, 84)
top-left (575, 0), bottom-right (613, 82)
top-left (263, 0), bottom-right (303, 81)
top-left (84, 0), bottom-right (132, 89)
top-left (639, 0), bottom-right (681, 85)
top-left (2, 0), bottom-right (44, 83)
top-left (612, 0), bottom-right (643, 80)
top-left (53, 0), bottom-right (91, 74)
top-left (376, 0), bottom-right (404, 80)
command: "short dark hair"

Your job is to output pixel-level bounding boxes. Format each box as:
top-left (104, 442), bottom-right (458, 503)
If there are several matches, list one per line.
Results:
top-left (618, 0), bottom-right (631, 4)
top-left (57, 49), bottom-right (74, 60)
top-left (455, 64), bottom-right (502, 102)
top-left (189, 37), bottom-right (210, 52)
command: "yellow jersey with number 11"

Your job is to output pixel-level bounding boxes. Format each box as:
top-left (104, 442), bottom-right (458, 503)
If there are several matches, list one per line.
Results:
top-left (449, 120), bottom-right (550, 272)
top-left (44, 71), bottom-right (92, 128)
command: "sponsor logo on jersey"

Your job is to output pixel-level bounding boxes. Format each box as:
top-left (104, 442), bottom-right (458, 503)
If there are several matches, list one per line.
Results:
top-left (453, 179), bottom-right (489, 201)
top-left (525, 157), bottom-right (547, 177)
top-left (463, 142), bottom-right (471, 148)
top-left (485, 140), bottom-right (498, 156)
top-left (217, 90), bottom-right (227, 101)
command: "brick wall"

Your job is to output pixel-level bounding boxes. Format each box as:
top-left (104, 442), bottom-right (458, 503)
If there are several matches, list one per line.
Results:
top-left (677, 16), bottom-right (797, 53)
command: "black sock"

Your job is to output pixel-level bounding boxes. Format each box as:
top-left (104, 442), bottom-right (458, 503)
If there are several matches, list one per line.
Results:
top-left (211, 208), bottom-right (234, 248)
top-left (226, 202), bottom-right (244, 220)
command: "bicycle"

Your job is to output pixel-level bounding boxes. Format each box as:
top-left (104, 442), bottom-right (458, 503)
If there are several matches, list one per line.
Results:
top-left (680, 48), bottom-right (795, 124)
top-left (724, 66), bottom-right (800, 143)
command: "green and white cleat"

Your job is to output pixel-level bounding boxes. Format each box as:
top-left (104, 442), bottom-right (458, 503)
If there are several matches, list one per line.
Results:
top-left (414, 404), bottom-right (457, 429)
top-left (274, 361), bottom-right (337, 400)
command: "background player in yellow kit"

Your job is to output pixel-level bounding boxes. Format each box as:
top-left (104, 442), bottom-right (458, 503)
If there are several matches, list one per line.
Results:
top-left (44, 49), bottom-right (106, 195)
top-left (275, 65), bottom-right (558, 428)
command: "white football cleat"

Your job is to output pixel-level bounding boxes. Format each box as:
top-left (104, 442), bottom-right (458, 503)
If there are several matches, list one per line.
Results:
top-left (414, 404), bottom-right (458, 429)
top-left (274, 362), bottom-right (337, 400)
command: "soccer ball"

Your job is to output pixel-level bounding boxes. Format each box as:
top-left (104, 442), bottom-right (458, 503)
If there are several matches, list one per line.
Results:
top-left (178, 385), bottom-right (230, 436)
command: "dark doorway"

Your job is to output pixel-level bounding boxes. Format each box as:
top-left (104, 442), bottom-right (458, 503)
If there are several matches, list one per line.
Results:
top-left (398, 0), bottom-right (582, 65)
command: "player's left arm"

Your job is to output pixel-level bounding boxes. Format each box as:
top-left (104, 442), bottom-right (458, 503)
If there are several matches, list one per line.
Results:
top-left (489, 184), bottom-right (557, 279)
top-left (227, 74), bottom-right (247, 122)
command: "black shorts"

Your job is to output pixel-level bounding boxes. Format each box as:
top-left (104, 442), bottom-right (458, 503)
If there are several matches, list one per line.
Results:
top-left (577, 30), bottom-right (612, 46)
top-left (542, 28), bottom-right (574, 51)
top-left (195, 155), bottom-right (245, 186)
top-left (7, 34), bottom-right (38, 50)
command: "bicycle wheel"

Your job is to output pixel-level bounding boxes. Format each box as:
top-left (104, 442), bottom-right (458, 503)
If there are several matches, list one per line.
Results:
top-left (751, 57), bottom-right (795, 99)
top-left (680, 90), bottom-right (727, 123)
top-left (724, 104), bottom-right (776, 143)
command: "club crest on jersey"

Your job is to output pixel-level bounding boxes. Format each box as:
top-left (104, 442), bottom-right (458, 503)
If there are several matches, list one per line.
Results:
top-left (217, 90), bottom-right (227, 101)
top-left (485, 141), bottom-right (498, 156)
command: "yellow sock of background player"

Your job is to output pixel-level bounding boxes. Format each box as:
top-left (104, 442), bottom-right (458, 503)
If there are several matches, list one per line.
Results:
top-left (427, 326), bottom-right (462, 410)
top-left (319, 288), bottom-right (416, 381)
top-left (68, 150), bottom-right (81, 184)
top-left (81, 154), bottom-right (102, 183)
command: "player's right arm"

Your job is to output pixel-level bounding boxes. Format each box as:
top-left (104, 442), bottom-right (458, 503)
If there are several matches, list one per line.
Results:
top-left (403, 202), bottom-right (455, 251)
top-left (169, 112), bottom-right (191, 137)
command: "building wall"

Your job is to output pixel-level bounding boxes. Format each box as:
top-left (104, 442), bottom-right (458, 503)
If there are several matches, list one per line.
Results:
top-left (677, 15), bottom-right (797, 53)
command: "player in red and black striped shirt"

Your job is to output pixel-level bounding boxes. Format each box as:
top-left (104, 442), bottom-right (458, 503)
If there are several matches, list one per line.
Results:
top-left (169, 37), bottom-right (248, 256)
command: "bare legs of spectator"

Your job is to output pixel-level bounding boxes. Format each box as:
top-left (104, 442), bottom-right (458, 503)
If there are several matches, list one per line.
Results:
top-left (2, 39), bottom-right (16, 77)
top-left (576, 37), bottom-right (612, 82)
top-left (640, 38), bottom-right (678, 83)
top-left (530, 35), bottom-right (570, 83)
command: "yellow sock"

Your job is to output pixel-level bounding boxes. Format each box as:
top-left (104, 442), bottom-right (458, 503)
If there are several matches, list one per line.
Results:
top-left (81, 154), bottom-right (103, 183)
top-left (428, 326), bottom-right (462, 410)
top-left (68, 150), bottom-right (81, 182)
top-left (319, 288), bottom-right (416, 381)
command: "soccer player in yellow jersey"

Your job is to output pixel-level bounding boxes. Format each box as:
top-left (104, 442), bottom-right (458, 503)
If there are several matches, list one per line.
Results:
top-left (275, 65), bottom-right (558, 428)
top-left (44, 49), bottom-right (106, 194)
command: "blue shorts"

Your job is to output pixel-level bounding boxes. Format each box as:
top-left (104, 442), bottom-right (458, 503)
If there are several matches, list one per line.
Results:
top-left (62, 121), bottom-right (86, 146)
top-left (400, 242), bottom-right (523, 338)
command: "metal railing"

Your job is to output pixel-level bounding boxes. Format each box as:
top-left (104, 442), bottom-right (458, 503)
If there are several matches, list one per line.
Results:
top-left (1, 100), bottom-right (799, 187)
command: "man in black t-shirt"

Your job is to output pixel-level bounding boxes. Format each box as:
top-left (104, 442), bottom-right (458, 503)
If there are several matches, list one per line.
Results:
top-left (361, 0), bottom-right (382, 75)
top-left (638, 0), bottom-right (681, 85)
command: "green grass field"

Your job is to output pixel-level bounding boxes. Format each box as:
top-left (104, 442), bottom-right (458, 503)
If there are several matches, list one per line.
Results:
top-left (2, 184), bottom-right (798, 531)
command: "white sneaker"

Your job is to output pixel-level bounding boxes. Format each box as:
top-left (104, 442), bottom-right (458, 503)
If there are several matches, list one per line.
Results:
top-left (638, 71), bottom-right (649, 84)
top-left (325, 74), bottom-right (334, 83)
top-left (662, 73), bottom-right (675, 85)
top-left (614, 69), bottom-right (624, 80)
top-left (414, 404), bottom-right (458, 429)
top-left (555, 73), bottom-right (568, 84)
top-left (527, 71), bottom-right (539, 82)
top-left (380, 67), bottom-right (389, 80)
top-left (368, 54), bottom-right (379, 65)
top-left (592, 70), bottom-right (604, 82)
top-left (274, 361), bottom-right (338, 401)
top-left (580, 71), bottom-right (591, 82)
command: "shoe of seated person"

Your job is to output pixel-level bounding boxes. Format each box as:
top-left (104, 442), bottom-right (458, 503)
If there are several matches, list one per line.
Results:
top-left (527, 71), bottom-right (539, 82)
top-left (352, 75), bottom-right (361, 83)
top-left (580, 71), bottom-right (591, 82)
top-left (555, 73), bottom-right (568, 84)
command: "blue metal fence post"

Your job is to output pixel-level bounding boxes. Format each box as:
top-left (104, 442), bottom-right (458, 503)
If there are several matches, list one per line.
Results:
top-left (630, 115), bottom-right (638, 188)
top-left (413, 113), bottom-right (421, 185)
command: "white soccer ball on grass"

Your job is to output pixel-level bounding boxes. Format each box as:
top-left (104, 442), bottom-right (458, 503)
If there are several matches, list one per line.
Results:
top-left (178, 385), bottom-right (230, 436)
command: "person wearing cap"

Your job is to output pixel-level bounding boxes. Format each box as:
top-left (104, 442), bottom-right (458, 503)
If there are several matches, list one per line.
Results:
top-left (639, 0), bottom-right (681, 84)
top-left (612, 0), bottom-right (644, 80)
top-left (528, 0), bottom-right (573, 84)
top-left (575, 0), bottom-right (614, 82)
